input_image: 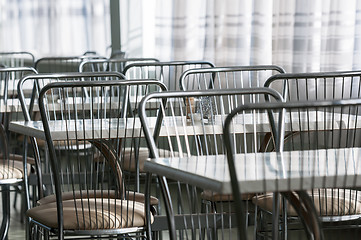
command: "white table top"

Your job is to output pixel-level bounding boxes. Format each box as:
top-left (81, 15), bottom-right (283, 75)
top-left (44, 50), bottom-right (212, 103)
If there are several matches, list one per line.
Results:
top-left (9, 110), bottom-right (361, 140)
top-left (144, 147), bottom-right (361, 194)
top-left (9, 111), bottom-right (361, 140)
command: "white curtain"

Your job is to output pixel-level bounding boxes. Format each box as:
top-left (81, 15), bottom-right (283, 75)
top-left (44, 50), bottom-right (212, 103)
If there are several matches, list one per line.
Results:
top-left (148, 0), bottom-right (361, 72)
top-left (0, 0), bottom-right (110, 58)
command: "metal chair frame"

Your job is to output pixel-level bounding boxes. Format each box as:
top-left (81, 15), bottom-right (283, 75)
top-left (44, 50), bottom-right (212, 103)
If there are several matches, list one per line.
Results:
top-left (139, 88), bottom-right (284, 240)
top-left (0, 52), bottom-right (35, 68)
top-left (35, 55), bottom-right (106, 73)
top-left (79, 58), bottom-right (159, 73)
top-left (123, 61), bottom-right (215, 91)
top-left (179, 65), bottom-right (285, 91)
top-left (264, 70), bottom-right (361, 238)
top-left (224, 98), bottom-right (361, 240)
top-left (0, 67), bottom-right (38, 240)
top-left (30, 79), bottom-right (166, 239)
top-left (18, 72), bottom-right (126, 204)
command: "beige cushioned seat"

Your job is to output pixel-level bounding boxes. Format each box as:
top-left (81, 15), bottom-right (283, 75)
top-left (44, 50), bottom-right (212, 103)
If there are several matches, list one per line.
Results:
top-left (0, 153), bottom-right (36, 165)
top-left (0, 153), bottom-right (35, 179)
top-left (201, 190), bottom-right (254, 202)
top-left (253, 189), bottom-right (361, 216)
top-left (122, 147), bottom-right (180, 172)
top-left (38, 190), bottom-right (159, 206)
top-left (27, 198), bottom-right (154, 230)
top-left (18, 135), bottom-right (90, 149)
top-left (0, 164), bottom-right (23, 180)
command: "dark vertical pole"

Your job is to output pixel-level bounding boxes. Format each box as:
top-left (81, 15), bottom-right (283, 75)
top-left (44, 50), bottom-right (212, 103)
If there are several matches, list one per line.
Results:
top-left (110, 0), bottom-right (122, 53)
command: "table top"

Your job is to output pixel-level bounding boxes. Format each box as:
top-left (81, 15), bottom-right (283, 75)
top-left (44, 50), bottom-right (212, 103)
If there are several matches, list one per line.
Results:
top-left (144, 147), bottom-right (361, 194)
top-left (9, 111), bottom-right (361, 140)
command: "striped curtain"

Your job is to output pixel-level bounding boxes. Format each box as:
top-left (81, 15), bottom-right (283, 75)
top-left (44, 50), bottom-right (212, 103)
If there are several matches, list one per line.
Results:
top-left (153, 0), bottom-right (361, 72)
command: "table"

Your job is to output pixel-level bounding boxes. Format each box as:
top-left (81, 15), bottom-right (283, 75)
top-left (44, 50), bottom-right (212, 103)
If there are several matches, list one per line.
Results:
top-left (9, 110), bottom-right (360, 240)
top-left (145, 147), bottom-right (361, 194)
top-left (145, 148), bottom-right (360, 240)
top-left (9, 111), bottom-right (361, 140)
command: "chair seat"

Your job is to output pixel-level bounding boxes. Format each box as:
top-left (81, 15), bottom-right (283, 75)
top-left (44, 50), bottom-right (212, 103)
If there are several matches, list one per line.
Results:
top-left (0, 154), bottom-right (35, 179)
top-left (0, 163), bottom-right (23, 180)
top-left (201, 190), bottom-right (254, 201)
top-left (253, 188), bottom-right (361, 217)
top-left (27, 198), bottom-right (154, 230)
top-left (18, 135), bottom-right (91, 149)
top-left (122, 147), bottom-right (180, 172)
top-left (0, 153), bottom-right (36, 165)
top-left (37, 190), bottom-right (159, 206)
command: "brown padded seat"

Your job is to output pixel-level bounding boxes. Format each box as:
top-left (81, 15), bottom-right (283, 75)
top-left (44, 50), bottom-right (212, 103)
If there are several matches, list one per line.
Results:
top-left (38, 190), bottom-right (159, 206)
top-left (122, 147), bottom-right (180, 172)
top-left (253, 189), bottom-right (361, 216)
top-left (201, 190), bottom-right (254, 202)
top-left (27, 198), bottom-right (154, 230)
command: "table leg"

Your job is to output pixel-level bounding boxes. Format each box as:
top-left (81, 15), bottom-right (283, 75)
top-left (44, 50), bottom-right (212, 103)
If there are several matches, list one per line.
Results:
top-left (272, 192), bottom-right (281, 240)
top-left (281, 191), bottom-right (324, 240)
top-left (158, 176), bottom-right (176, 240)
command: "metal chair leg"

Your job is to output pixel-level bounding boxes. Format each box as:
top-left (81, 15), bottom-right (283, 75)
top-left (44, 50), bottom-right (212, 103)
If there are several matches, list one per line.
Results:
top-left (0, 185), bottom-right (11, 240)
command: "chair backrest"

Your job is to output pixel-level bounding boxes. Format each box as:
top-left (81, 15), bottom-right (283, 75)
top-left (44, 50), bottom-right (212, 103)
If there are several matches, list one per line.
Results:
top-left (0, 67), bottom-right (38, 147)
top-left (0, 67), bottom-right (37, 194)
top-left (123, 61), bottom-right (215, 91)
top-left (265, 70), bottom-right (361, 102)
top-left (18, 72), bottom-right (125, 200)
top-left (140, 88), bottom-right (283, 159)
top-left (0, 52), bottom-right (35, 68)
top-left (265, 71), bottom-right (361, 151)
top-left (35, 55), bottom-right (105, 73)
top-left (139, 88), bottom-right (283, 238)
top-left (37, 79), bottom-right (166, 232)
top-left (180, 65), bottom-right (285, 91)
top-left (79, 58), bottom-right (159, 73)
top-left (224, 98), bottom-right (361, 239)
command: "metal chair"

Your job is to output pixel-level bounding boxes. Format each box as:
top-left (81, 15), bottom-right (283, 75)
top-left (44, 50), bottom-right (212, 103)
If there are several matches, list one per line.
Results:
top-left (79, 58), bottom-right (159, 73)
top-left (35, 55), bottom-right (105, 73)
top-left (263, 71), bottom-right (361, 238)
top-left (17, 72), bottom-right (126, 207)
top-left (0, 52), bottom-right (35, 68)
top-left (224, 98), bottom-right (361, 240)
top-left (179, 65), bottom-right (286, 219)
top-left (179, 65), bottom-right (285, 91)
top-left (25, 79), bottom-right (165, 239)
top-left (0, 67), bottom-right (38, 239)
top-left (123, 60), bottom-right (215, 91)
top-left (139, 88), bottom-right (283, 239)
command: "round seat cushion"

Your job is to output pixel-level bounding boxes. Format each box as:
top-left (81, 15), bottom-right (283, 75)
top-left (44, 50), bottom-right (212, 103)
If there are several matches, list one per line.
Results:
top-left (253, 188), bottom-right (361, 216)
